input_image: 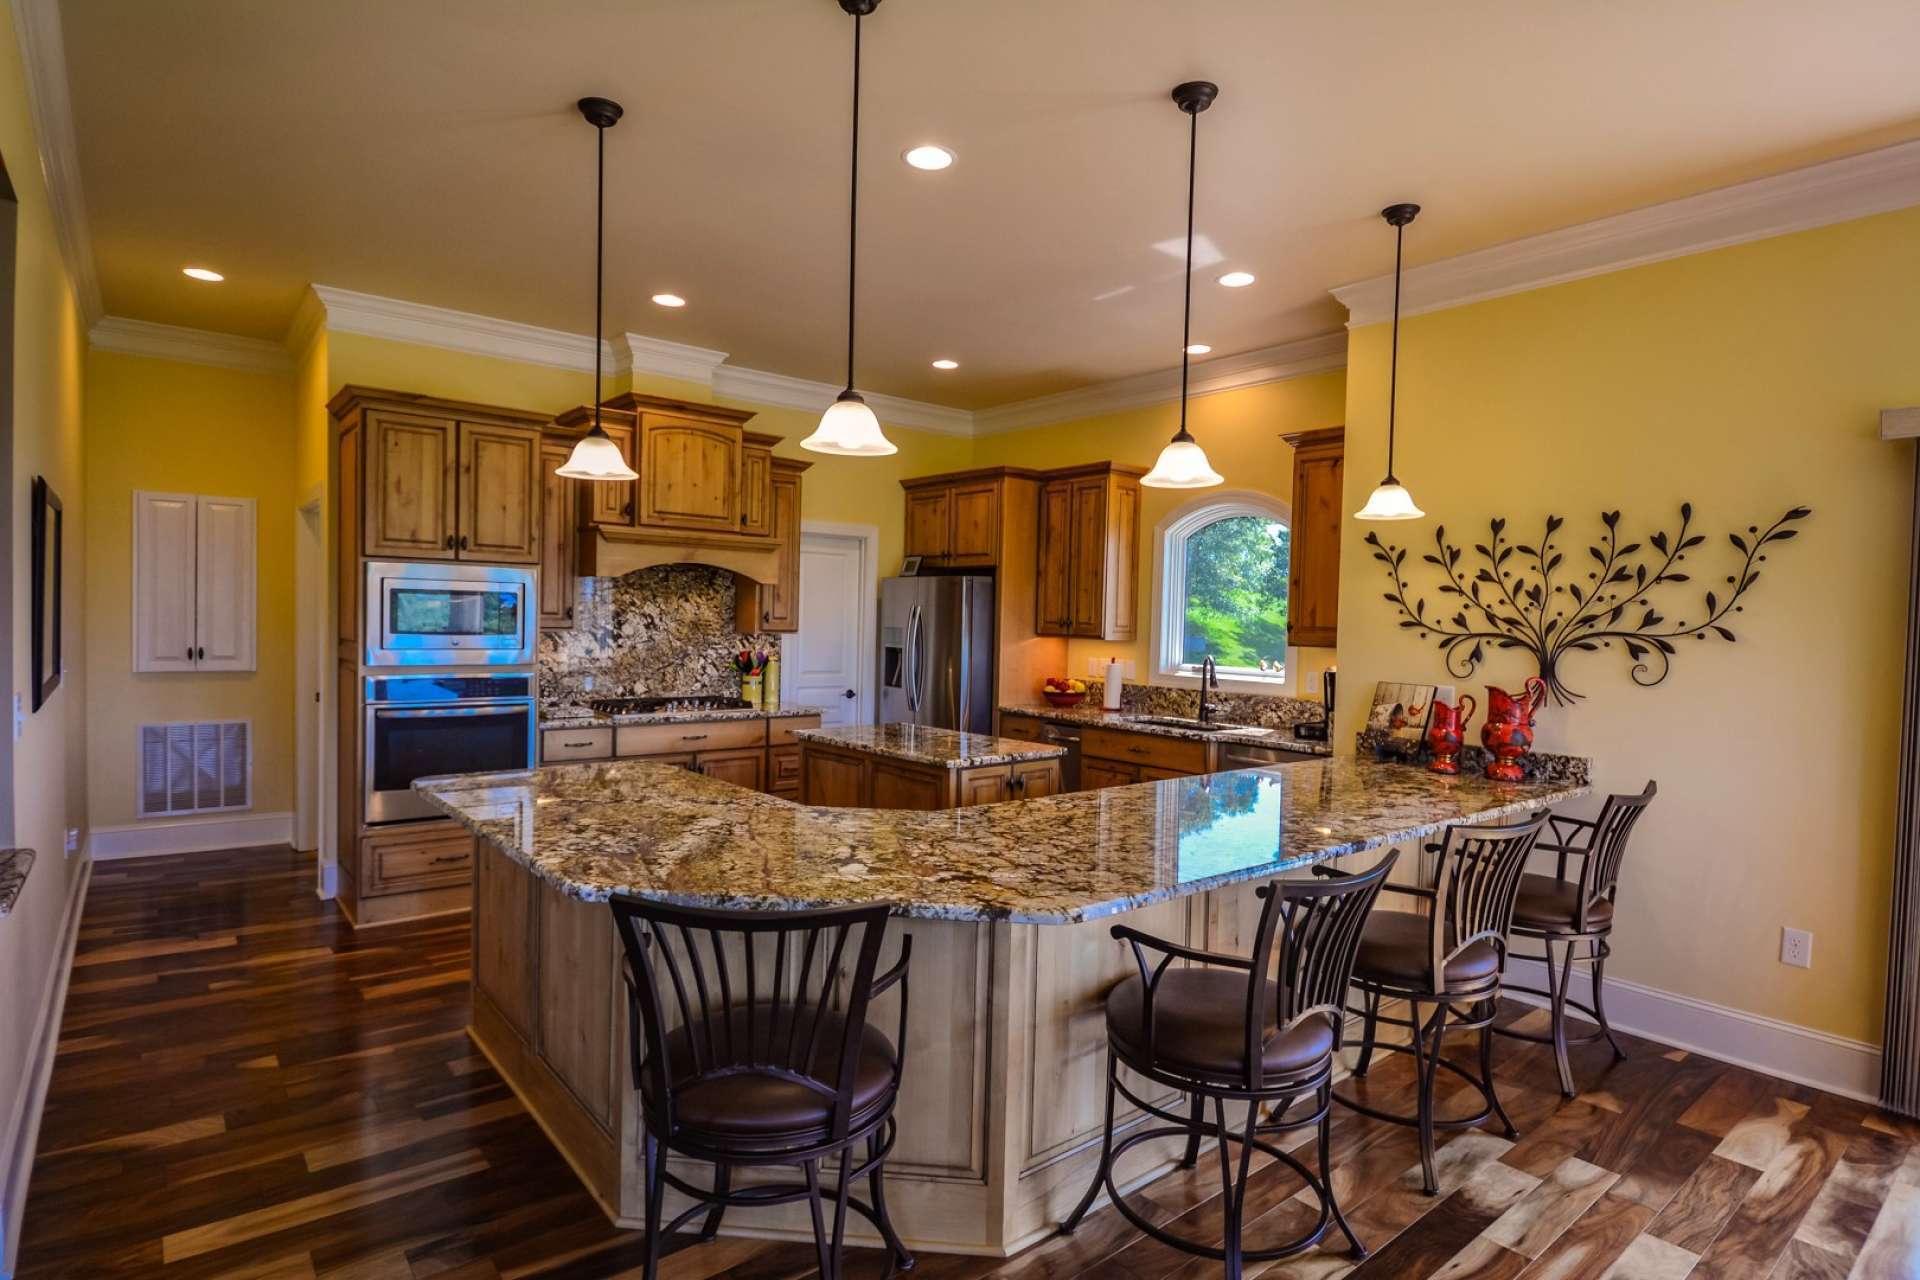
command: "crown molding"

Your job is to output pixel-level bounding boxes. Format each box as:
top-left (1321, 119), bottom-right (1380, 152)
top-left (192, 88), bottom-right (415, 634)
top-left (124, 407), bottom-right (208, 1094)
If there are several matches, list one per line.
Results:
top-left (309, 284), bottom-right (607, 372)
top-left (89, 316), bottom-right (292, 374)
top-left (1333, 138), bottom-right (1920, 327)
top-left (13, 0), bottom-right (102, 324)
top-left (972, 332), bottom-right (1348, 436)
top-left (283, 287), bottom-right (326, 356)
top-left (712, 364), bottom-right (975, 437)
top-left (617, 332), bottom-right (730, 385)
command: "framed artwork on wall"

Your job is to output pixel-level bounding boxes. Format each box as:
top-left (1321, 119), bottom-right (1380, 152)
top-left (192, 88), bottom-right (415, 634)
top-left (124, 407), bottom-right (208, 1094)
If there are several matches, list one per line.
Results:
top-left (899, 556), bottom-right (923, 577)
top-left (31, 475), bottom-right (61, 711)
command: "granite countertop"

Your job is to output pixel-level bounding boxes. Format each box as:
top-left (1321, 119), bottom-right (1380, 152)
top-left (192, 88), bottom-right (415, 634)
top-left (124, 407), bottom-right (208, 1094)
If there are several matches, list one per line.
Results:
top-left (540, 705), bottom-right (826, 732)
top-left (416, 756), bottom-right (1585, 924)
top-left (999, 703), bottom-right (1335, 756)
top-left (0, 848), bottom-right (35, 919)
top-left (795, 723), bottom-right (1068, 768)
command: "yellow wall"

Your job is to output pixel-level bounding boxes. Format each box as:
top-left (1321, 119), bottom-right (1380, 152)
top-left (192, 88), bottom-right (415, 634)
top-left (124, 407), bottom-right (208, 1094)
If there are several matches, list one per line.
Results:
top-left (970, 372), bottom-right (1346, 692)
top-left (1335, 206), bottom-right (1920, 1044)
top-left (82, 351), bottom-right (297, 829)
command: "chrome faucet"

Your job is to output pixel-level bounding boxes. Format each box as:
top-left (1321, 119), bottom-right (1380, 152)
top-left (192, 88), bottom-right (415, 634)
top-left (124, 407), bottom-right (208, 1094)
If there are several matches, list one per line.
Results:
top-left (1198, 655), bottom-right (1219, 723)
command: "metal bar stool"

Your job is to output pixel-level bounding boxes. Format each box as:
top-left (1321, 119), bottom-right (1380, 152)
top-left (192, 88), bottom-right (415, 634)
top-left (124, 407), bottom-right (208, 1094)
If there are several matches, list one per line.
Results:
top-left (1329, 814), bottom-right (1546, 1194)
top-left (1493, 781), bottom-right (1658, 1097)
top-left (1059, 852), bottom-right (1399, 1278)
top-left (608, 896), bottom-right (914, 1280)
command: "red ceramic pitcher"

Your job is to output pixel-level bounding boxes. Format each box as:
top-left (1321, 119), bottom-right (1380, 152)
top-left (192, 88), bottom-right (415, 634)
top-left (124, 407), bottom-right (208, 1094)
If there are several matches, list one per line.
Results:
top-left (1480, 677), bottom-right (1546, 782)
top-left (1425, 694), bottom-right (1477, 775)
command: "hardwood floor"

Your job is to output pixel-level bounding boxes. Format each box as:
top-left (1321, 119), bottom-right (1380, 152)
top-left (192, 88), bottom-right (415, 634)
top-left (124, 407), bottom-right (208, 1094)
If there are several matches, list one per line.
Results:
top-left (18, 847), bottom-right (1920, 1279)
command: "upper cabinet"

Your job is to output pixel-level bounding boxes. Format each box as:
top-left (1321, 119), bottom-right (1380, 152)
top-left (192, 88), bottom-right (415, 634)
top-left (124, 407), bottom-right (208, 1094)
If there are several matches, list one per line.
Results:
top-left (1281, 426), bottom-right (1344, 648)
top-left (556, 393), bottom-right (759, 537)
top-left (736, 456), bottom-right (809, 633)
top-left (539, 440), bottom-right (577, 630)
top-left (133, 490), bottom-right (257, 673)
top-left (739, 434), bottom-right (776, 538)
top-left (335, 388), bottom-right (549, 565)
top-left (900, 470), bottom-right (1011, 567)
top-left (1036, 463), bottom-right (1143, 642)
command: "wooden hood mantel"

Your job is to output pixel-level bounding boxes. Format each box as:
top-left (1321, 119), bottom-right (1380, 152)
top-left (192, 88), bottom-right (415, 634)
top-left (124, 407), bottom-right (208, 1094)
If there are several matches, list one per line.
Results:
top-left (577, 523), bottom-right (781, 585)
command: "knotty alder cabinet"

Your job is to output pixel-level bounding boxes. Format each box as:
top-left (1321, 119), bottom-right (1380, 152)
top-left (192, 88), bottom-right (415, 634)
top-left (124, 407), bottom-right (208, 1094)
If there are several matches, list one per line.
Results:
top-left (902, 473), bottom-right (1001, 565)
top-left (800, 742), bottom-right (1062, 809)
top-left (552, 393), bottom-right (757, 535)
top-left (537, 715), bottom-right (820, 800)
top-left (1036, 463), bottom-right (1144, 641)
top-left (1281, 426), bottom-right (1344, 648)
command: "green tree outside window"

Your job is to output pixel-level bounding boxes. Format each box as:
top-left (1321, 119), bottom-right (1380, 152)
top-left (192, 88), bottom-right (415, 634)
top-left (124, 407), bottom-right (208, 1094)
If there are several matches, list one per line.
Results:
top-left (1180, 514), bottom-right (1289, 672)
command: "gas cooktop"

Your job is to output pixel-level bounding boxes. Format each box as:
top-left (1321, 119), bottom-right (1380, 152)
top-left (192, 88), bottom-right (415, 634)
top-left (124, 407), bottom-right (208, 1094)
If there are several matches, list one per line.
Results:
top-left (585, 695), bottom-right (754, 716)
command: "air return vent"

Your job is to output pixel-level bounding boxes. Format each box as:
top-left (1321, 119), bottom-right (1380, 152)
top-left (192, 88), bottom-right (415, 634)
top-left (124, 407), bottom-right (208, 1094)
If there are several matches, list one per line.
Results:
top-left (138, 721), bottom-right (251, 818)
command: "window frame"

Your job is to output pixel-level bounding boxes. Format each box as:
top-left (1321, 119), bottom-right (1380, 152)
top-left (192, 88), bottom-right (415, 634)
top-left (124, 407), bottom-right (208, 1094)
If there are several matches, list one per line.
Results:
top-left (1149, 489), bottom-right (1298, 696)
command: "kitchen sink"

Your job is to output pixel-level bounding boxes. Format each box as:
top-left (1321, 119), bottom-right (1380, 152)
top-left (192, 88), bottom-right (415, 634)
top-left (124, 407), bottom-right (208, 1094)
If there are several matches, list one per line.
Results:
top-left (1123, 716), bottom-right (1271, 736)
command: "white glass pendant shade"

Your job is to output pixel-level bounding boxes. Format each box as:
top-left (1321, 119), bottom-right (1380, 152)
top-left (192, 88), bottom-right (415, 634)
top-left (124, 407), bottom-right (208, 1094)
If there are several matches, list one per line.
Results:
top-left (1355, 478), bottom-right (1425, 520)
top-left (1141, 433), bottom-right (1224, 489)
top-left (556, 427), bottom-right (638, 481)
top-left (800, 392), bottom-right (897, 456)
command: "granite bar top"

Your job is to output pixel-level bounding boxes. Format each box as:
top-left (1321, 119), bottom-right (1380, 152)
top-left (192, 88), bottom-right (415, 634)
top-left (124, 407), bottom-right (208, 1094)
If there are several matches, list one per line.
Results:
top-left (540, 705), bottom-right (826, 732)
top-left (796, 723), bottom-right (1067, 768)
top-left (999, 703), bottom-right (1335, 756)
top-left (416, 756), bottom-right (1585, 925)
top-left (0, 848), bottom-right (35, 919)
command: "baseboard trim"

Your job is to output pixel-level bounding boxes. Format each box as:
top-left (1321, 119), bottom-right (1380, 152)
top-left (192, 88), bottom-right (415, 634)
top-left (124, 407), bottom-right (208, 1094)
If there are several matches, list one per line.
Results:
top-left (0, 856), bottom-right (91, 1277)
top-left (1504, 955), bottom-right (1883, 1104)
top-left (86, 811), bottom-right (293, 861)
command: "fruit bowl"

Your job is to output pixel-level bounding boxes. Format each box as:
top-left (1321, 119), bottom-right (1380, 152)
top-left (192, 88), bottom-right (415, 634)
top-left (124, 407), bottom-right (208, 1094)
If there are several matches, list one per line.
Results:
top-left (1042, 689), bottom-right (1087, 707)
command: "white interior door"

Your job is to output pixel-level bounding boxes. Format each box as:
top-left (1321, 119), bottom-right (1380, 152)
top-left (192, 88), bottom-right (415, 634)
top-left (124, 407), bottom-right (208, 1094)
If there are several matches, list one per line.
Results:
top-left (789, 528), bottom-right (873, 726)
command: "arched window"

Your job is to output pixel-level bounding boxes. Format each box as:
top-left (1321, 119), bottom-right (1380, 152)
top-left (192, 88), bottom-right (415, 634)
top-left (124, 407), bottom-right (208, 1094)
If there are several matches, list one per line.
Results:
top-left (1152, 491), bottom-right (1293, 690)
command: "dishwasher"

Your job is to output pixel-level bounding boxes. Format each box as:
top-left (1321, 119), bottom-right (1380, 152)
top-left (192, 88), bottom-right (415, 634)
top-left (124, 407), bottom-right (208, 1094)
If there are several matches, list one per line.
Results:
top-left (1217, 741), bottom-right (1324, 771)
top-left (1038, 723), bottom-right (1084, 790)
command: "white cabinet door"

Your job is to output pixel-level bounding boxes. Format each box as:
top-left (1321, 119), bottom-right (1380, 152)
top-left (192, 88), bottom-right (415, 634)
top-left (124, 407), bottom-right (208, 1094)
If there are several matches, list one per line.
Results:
top-left (133, 491), bottom-right (198, 672)
top-left (194, 496), bottom-right (256, 671)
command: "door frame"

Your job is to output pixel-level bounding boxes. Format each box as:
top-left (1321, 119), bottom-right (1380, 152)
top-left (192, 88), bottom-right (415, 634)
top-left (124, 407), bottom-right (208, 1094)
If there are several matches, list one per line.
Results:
top-left (796, 521), bottom-right (878, 727)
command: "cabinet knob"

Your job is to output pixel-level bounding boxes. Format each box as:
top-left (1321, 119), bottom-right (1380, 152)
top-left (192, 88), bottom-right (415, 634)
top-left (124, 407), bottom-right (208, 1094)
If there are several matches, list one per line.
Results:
top-left (445, 535), bottom-right (455, 550)
top-left (458, 535), bottom-right (469, 550)
top-left (196, 647), bottom-right (205, 661)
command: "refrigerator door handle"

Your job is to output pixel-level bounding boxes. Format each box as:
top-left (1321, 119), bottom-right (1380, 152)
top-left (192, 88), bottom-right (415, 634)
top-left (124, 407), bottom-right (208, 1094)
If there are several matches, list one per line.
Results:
top-left (906, 604), bottom-right (922, 714)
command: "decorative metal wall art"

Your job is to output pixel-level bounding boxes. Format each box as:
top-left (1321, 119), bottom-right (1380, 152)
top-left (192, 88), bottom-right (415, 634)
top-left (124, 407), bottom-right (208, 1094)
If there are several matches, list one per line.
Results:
top-left (1365, 504), bottom-right (1811, 705)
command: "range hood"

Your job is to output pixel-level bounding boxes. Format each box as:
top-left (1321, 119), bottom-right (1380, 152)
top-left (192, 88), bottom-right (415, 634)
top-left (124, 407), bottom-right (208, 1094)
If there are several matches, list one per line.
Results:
top-left (577, 524), bottom-right (779, 586)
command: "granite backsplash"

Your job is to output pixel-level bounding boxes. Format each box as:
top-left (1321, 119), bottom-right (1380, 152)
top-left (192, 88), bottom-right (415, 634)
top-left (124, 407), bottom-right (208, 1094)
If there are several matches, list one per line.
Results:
top-left (538, 565), bottom-right (776, 708)
top-left (1085, 680), bottom-right (1328, 730)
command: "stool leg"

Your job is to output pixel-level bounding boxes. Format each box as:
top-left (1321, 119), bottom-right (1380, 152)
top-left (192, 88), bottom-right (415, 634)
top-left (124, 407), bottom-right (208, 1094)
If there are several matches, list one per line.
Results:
top-left (1060, 1051), bottom-right (1118, 1234)
top-left (1479, 998), bottom-right (1518, 1139)
top-left (803, 1160), bottom-right (833, 1280)
top-left (1592, 940), bottom-right (1627, 1061)
top-left (1354, 986), bottom-right (1381, 1078)
top-left (642, 1132), bottom-right (667, 1280)
top-left (827, 1148), bottom-right (854, 1280)
top-left (1321, 1081), bottom-right (1366, 1258)
top-left (1414, 1000), bottom-right (1447, 1194)
top-left (866, 1127), bottom-right (913, 1275)
top-left (697, 1162), bottom-right (728, 1242)
top-left (1544, 938), bottom-right (1577, 1098)
top-left (1178, 1092), bottom-right (1204, 1168)
top-left (1210, 1096), bottom-right (1258, 1279)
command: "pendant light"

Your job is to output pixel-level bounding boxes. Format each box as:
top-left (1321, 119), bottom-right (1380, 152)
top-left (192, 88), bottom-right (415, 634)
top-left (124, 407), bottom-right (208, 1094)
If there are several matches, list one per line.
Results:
top-left (1355, 203), bottom-right (1425, 520)
top-left (557, 97), bottom-right (639, 482)
top-left (1141, 81), bottom-right (1225, 490)
top-left (800, 0), bottom-right (897, 457)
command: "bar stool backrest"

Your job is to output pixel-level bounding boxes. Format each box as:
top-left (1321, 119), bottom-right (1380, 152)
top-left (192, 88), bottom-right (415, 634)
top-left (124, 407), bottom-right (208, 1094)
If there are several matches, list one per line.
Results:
top-left (609, 895), bottom-right (894, 1144)
top-left (1430, 814), bottom-right (1548, 988)
top-left (1579, 781), bottom-right (1658, 926)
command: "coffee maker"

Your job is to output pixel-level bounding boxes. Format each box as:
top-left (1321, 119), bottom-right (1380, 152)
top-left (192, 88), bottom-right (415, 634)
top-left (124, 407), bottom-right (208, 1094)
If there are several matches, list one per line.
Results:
top-left (1294, 668), bottom-right (1336, 741)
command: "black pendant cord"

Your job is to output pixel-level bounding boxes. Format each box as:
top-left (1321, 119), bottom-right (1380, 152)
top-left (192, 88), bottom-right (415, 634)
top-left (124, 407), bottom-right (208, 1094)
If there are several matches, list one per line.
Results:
top-left (844, 13), bottom-right (862, 396)
top-left (1385, 217), bottom-right (1404, 483)
top-left (593, 118), bottom-right (606, 436)
top-left (1175, 107), bottom-right (1197, 443)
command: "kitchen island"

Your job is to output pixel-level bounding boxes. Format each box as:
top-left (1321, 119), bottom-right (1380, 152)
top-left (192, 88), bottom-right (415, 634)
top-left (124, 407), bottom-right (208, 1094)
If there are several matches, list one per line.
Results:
top-left (795, 722), bottom-right (1067, 807)
top-left (418, 755), bottom-right (1587, 1256)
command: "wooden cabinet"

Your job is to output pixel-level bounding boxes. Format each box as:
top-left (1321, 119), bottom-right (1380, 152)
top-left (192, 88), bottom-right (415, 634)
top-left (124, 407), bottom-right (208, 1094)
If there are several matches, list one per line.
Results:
top-left (739, 434), bottom-right (775, 537)
top-left (1078, 723), bottom-right (1215, 790)
top-left (537, 715), bottom-right (819, 798)
top-left (363, 823), bottom-right (475, 895)
top-left (540, 726), bottom-right (612, 760)
top-left (583, 421), bottom-right (638, 526)
top-left (905, 486), bottom-right (952, 559)
top-left (133, 490), bottom-right (257, 672)
top-left (365, 410), bottom-right (457, 559)
top-left (768, 744), bottom-right (803, 796)
top-left (539, 441), bottom-right (577, 629)
top-left (735, 457), bottom-right (807, 633)
top-left (950, 482), bottom-right (998, 563)
top-left (871, 761), bottom-right (946, 811)
top-left (636, 412), bottom-right (743, 533)
top-left (1081, 759), bottom-right (1138, 790)
top-left (1282, 427), bottom-right (1345, 648)
top-left (900, 471), bottom-right (1017, 567)
top-left (803, 747), bottom-right (867, 807)
top-left (1011, 759), bottom-right (1060, 799)
top-left (458, 422), bottom-right (541, 562)
top-left (802, 743), bottom-right (1062, 810)
top-left (695, 747), bottom-right (765, 790)
top-left (1036, 464), bottom-right (1143, 641)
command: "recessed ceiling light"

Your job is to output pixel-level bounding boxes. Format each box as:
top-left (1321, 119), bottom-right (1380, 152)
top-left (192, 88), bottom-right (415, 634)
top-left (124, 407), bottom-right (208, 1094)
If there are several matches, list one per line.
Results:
top-left (182, 267), bottom-right (223, 282)
top-left (1184, 344), bottom-right (1212, 355)
top-left (1217, 271), bottom-right (1255, 288)
top-left (651, 293), bottom-right (687, 308)
top-left (931, 359), bottom-right (959, 370)
top-left (903, 145), bottom-right (955, 171)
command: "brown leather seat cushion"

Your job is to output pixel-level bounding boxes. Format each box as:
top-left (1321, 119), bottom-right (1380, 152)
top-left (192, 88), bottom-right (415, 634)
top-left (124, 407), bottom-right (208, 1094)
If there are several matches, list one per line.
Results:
top-left (1106, 969), bottom-right (1334, 1082)
top-left (658, 1006), bottom-right (897, 1138)
top-left (1512, 874), bottom-right (1614, 933)
top-left (1354, 910), bottom-right (1500, 990)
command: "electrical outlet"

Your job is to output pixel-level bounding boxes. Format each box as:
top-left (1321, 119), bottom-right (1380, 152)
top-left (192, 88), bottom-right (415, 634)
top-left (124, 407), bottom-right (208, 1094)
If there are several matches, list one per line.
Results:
top-left (1780, 927), bottom-right (1813, 968)
top-left (64, 828), bottom-right (80, 857)
top-left (1123, 660), bottom-right (1137, 679)
top-left (1088, 657), bottom-right (1103, 676)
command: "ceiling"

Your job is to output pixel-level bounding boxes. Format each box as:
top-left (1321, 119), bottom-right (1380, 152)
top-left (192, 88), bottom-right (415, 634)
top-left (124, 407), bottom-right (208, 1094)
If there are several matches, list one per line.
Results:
top-left (58, 0), bottom-right (1920, 409)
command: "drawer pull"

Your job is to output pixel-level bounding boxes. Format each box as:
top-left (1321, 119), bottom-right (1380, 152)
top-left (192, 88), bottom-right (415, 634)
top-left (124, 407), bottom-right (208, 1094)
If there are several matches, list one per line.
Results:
top-left (679, 733), bottom-right (709, 742)
top-left (1127, 745), bottom-right (1150, 755)
top-left (429, 854), bottom-right (468, 865)
top-left (560, 739), bottom-right (597, 749)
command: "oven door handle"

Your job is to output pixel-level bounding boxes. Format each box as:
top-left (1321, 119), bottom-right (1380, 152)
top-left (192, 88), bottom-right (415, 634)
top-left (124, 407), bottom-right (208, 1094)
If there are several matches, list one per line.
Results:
top-left (370, 703), bottom-right (535, 719)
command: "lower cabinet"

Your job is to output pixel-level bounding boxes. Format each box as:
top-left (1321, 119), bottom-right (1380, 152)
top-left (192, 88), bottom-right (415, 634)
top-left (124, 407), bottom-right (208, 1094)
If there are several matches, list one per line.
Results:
top-left (538, 716), bottom-right (819, 798)
top-left (695, 747), bottom-right (765, 790)
top-left (802, 744), bottom-right (1063, 809)
top-left (1081, 758), bottom-right (1139, 790)
top-left (346, 820), bottom-right (477, 927)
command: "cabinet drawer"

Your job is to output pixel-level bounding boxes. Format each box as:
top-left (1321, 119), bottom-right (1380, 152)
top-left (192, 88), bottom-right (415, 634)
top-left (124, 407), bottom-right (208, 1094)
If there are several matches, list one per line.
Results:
top-left (1080, 727), bottom-right (1209, 774)
top-left (364, 824), bottom-right (473, 895)
top-left (768, 715), bottom-right (822, 746)
top-left (617, 719), bottom-right (766, 757)
top-left (998, 713), bottom-right (1047, 743)
top-left (769, 744), bottom-right (802, 788)
top-left (542, 727), bottom-right (613, 761)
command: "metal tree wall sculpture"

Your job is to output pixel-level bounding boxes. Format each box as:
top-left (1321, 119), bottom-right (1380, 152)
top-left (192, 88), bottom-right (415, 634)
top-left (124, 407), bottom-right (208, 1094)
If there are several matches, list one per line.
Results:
top-left (1365, 503), bottom-right (1810, 705)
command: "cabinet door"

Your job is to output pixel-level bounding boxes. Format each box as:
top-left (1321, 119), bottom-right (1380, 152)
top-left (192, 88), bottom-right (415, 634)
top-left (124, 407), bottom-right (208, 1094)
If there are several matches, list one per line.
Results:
top-left (194, 496), bottom-right (256, 672)
top-left (1288, 442), bottom-right (1345, 648)
top-left (696, 747), bottom-right (765, 790)
top-left (1035, 481), bottom-right (1073, 634)
top-left (904, 487), bottom-right (952, 560)
top-left (948, 481), bottom-right (999, 563)
top-left (637, 414), bottom-right (742, 532)
top-left (1102, 477), bottom-right (1140, 643)
top-left (803, 747), bottom-right (867, 807)
top-left (739, 444), bottom-right (773, 537)
top-left (539, 442), bottom-right (577, 629)
top-left (1081, 759), bottom-right (1138, 790)
top-left (1011, 759), bottom-right (1060, 799)
top-left (757, 468), bottom-right (803, 633)
top-left (366, 410), bottom-right (457, 559)
top-left (457, 422), bottom-right (541, 563)
top-left (871, 761), bottom-right (946, 810)
top-left (957, 766), bottom-right (1010, 807)
top-left (133, 491), bottom-right (198, 672)
top-left (1068, 477), bottom-right (1109, 636)
top-left (585, 423), bottom-right (638, 526)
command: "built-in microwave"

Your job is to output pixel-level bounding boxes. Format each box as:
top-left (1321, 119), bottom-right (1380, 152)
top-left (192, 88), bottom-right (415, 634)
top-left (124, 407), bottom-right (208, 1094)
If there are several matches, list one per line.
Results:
top-left (365, 561), bottom-right (536, 667)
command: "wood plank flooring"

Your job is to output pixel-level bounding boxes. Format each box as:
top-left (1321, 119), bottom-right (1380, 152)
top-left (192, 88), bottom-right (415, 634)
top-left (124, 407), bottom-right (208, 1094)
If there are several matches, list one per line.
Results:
top-left (17, 847), bottom-right (1920, 1279)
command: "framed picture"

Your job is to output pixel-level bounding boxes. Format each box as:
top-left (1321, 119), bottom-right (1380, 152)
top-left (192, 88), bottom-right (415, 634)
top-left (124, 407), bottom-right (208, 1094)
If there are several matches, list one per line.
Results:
top-left (31, 476), bottom-right (62, 711)
top-left (900, 556), bottom-right (923, 577)
top-left (1365, 679), bottom-right (1442, 747)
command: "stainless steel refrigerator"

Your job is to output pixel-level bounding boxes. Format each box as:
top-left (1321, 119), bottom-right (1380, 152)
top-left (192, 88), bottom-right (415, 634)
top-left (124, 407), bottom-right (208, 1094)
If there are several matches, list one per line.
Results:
top-left (879, 576), bottom-right (995, 733)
